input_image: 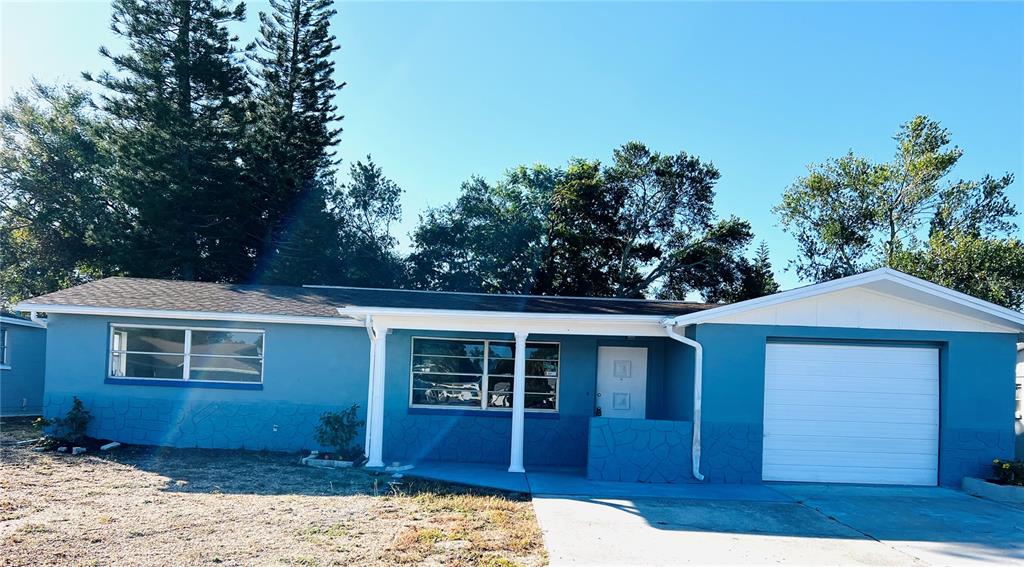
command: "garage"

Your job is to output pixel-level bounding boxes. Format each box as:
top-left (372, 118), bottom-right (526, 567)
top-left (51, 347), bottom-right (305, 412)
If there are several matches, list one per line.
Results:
top-left (762, 342), bottom-right (939, 486)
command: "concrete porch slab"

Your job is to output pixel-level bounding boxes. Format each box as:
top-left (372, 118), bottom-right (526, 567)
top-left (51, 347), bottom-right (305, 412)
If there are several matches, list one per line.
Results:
top-left (404, 461), bottom-right (791, 502)
top-left (404, 461), bottom-right (531, 493)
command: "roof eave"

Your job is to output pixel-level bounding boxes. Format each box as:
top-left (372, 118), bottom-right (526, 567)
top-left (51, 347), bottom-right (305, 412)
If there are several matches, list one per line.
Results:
top-left (666, 268), bottom-right (1024, 330)
top-left (13, 303), bottom-right (362, 327)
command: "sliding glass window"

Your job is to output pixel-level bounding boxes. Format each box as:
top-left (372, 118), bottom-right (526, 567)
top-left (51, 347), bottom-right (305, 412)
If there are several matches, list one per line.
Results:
top-left (109, 325), bottom-right (264, 384)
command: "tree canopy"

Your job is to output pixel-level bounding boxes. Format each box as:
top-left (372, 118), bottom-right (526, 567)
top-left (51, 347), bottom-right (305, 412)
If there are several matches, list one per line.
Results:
top-left (408, 142), bottom-right (772, 301)
top-left (776, 115), bottom-right (1021, 308)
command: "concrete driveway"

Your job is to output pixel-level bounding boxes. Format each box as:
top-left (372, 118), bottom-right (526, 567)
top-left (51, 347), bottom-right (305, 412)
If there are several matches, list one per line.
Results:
top-left (532, 483), bottom-right (1024, 566)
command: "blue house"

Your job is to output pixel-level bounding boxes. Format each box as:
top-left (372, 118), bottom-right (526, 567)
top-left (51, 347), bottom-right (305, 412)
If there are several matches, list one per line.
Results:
top-left (1, 313), bottom-right (47, 416)
top-left (15, 268), bottom-right (1024, 487)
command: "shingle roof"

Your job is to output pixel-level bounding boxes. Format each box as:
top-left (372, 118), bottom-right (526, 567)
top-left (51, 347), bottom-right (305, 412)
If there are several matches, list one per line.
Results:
top-left (20, 277), bottom-right (719, 318)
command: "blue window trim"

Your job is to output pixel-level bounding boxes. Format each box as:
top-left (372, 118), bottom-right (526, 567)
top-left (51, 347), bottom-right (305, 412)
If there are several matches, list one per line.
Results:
top-left (407, 407), bottom-right (559, 420)
top-left (104, 377), bottom-right (262, 391)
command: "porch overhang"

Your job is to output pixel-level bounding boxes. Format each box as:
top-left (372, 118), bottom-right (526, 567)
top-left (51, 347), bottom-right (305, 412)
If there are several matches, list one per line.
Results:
top-left (339, 305), bottom-right (683, 473)
top-left (335, 306), bottom-right (671, 337)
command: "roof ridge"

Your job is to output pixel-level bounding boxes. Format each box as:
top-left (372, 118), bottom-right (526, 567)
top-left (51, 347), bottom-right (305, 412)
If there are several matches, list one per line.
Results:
top-left (303, 284), bottom-right (713, 305)
top-left (88, 276), bottom-right (716, 306)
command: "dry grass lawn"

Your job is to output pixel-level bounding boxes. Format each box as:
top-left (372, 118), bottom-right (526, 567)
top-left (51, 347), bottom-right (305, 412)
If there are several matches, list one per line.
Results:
top-left (0, 417), bottom-right (546, 567)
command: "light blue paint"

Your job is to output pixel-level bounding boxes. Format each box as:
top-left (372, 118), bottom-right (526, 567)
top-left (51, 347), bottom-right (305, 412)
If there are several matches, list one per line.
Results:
top-left (38, 311), bottom-right (1019, 488)
top-left (663, 326), bottom-right (696, 422)
top-left (380, 330), bottom-right (682, 467)
top-left (694, 323), bottom-right (1019, 486)
top-left (587, 416), bottom-right (696, 483)
top-left (42, 313), bottom-right (370, 451)
top-left (0, 323), bottom-right (46, 415)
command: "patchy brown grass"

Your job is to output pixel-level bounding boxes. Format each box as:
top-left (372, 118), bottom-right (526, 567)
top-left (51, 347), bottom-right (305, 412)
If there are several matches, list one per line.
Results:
top-left (0, 418), bottom-right (546, 567)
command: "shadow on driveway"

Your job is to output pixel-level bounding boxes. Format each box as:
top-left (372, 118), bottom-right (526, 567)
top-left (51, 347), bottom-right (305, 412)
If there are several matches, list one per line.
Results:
top-left (533, 484), bottom-right (1024, 566)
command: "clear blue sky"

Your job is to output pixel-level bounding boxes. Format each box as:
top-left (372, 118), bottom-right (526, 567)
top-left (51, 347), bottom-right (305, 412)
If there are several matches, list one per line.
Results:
top-left (2, 1), bottom-right (1022, 290)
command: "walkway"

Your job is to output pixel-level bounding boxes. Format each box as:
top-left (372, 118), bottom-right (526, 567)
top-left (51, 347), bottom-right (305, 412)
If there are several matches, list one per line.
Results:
top-left (406, 462), bottom-right (1024, 566)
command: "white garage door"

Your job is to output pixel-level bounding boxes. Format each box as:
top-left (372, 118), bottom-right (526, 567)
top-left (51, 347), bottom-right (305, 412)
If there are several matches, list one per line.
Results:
top-left (762, 343), bottom-right (939, 486)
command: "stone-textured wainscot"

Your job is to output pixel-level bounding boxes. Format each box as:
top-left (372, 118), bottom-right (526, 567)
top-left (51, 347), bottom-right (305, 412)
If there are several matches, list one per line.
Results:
top-left (384, 411), bottom-right (588, 467)
top-left (587, 417), bottom-right (696, 483)
top-left (940, 428), bottom-right (1016, 486)
top-left (700, 422), bottom-right (763, 484)
top-left (44, 394), bottom-right (336, 452)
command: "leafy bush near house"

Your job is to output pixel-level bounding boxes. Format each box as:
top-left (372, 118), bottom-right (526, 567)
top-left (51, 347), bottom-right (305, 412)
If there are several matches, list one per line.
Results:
top-left (991, 458), bottom-right (1024, 486)
top-left (34, 396), bottom-right (93, 443)
top-left (315, 404), bottom-right (365, 462)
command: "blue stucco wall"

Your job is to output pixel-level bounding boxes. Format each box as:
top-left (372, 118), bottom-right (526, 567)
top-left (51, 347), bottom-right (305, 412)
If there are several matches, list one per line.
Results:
top-left (695, 323), bottom-right (1019, 486)
top-left (663, 327), bottom-right (695, 422)
top-left (1, 323), bottom-right (47, 415)
top-left (380, 330), bottom-right (677, 468)
top-left (42, 314), bottom-right (370, 451)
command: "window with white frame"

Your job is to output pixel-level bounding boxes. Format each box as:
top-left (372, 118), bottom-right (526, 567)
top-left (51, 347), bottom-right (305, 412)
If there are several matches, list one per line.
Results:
top-left (410, 337), bottom-right (559, 412)
top-left (109, 325), bottom-right (264, 383)
top-left (0, 327), bottom-right (8, 367)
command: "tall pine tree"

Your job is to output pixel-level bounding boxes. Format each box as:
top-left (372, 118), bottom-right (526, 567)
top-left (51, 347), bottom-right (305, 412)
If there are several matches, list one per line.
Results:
top-left (245, 0), bottom-right (345, 285)
top-left (85, 0), bottom-right (251, 281)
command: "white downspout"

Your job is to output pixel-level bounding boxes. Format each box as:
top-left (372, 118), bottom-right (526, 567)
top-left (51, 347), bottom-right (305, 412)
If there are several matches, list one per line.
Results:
top-left (664, 321), bottom-right (705, 481)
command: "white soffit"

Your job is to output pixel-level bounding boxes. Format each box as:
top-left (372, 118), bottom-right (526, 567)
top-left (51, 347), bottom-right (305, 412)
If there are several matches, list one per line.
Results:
top-left (669, 268), bottom-right (1024, 333)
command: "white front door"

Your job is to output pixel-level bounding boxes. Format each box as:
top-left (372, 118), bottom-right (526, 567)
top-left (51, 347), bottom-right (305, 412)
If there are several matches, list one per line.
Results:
top-left (762, 343), bottom-right (940, 486)
top-left (596, 346), bottom-right (648, 419)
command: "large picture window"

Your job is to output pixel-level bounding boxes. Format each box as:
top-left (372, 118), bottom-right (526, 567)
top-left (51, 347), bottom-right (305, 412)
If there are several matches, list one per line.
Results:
top-left (109, 325), bottom-right (264, 383)
top-left (410, 337), bottom-right (559, 412)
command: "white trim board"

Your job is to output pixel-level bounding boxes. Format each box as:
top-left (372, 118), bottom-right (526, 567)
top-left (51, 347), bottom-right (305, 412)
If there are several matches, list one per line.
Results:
top-left (667, 268), bottom-right (1024, 333)
top-left (0, 315), bottom-right (46, 329)
top-left (13, 304), bottom-right (362, 328)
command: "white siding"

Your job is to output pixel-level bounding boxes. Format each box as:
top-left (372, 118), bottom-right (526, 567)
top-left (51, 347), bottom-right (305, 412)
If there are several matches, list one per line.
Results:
top-left (716, 287), bottom-right (1017, 333)
top-left (762, 343), bottom-right (939, 486)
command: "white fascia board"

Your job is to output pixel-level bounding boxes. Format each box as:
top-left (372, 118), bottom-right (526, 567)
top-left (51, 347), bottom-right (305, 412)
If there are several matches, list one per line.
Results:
top-left (340, 306), bottom-right (669, 337)
top-left (13, 303), bottom-right (363, 327)
top-left (875, 269), bottom-right (1024, 327)
top-left (0, 315), bottom-right (46, 329)
top-left (667, 267), bottom-right (1024, 329)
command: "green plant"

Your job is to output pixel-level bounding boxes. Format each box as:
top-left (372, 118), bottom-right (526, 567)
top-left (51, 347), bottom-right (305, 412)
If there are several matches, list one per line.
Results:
top-left (991, 458), bottom-right (1024, 486)
top-left (36, 397), bottom-right (93, 443)
top-left (314, 404), bottom-right (365, 462)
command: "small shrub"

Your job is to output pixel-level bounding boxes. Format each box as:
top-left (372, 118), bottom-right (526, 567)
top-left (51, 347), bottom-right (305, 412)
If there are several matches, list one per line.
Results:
top-left (315, 404), bottom-right (365, 462)
top-left (35, 397), bottom-right (93, 443)
top-left (991, 458), bottom-right (1024, 486)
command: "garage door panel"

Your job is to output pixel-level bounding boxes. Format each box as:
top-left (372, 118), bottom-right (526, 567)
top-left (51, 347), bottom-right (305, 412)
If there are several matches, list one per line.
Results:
top-left (765, 419), bottom-right (938, 439)
top-left (765, 376), bottom-right (936, 395)
top-left (762, 343), bottom-right (938, 486)
top-left (762, 463), bottom-right (938, 485)
top-left (763, 391), bottom-right (938, 410)
top-left (765, 359), bottom-right (937, 380)
top-left (766, 344), bottom-right (936, 364)
top-left (763, 404), bottom-right (938, 425)
top-left (763, 449), bottom-right (937, 469)
top-left (763, 435), bottom-right (937, 455)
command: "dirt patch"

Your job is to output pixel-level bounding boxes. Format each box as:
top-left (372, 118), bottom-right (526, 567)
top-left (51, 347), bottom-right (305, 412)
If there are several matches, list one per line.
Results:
top-left (0, 419), bottom-right (546, 567)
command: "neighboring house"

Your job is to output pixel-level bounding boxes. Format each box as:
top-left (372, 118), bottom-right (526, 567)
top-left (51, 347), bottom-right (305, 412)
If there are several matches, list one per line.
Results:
top-left (0, 313), bottom-right (47, 416)
top-left (14, 268), bottom-right (1024, 487)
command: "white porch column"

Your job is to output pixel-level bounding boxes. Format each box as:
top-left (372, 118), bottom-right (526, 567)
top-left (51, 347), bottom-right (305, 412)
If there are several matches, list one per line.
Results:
top-left (366, 323), bottom-right (388, 468)
top-left (363, 317), bottom-right (378, 459)
top-left (508, 331), bottom-right (529, 473)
